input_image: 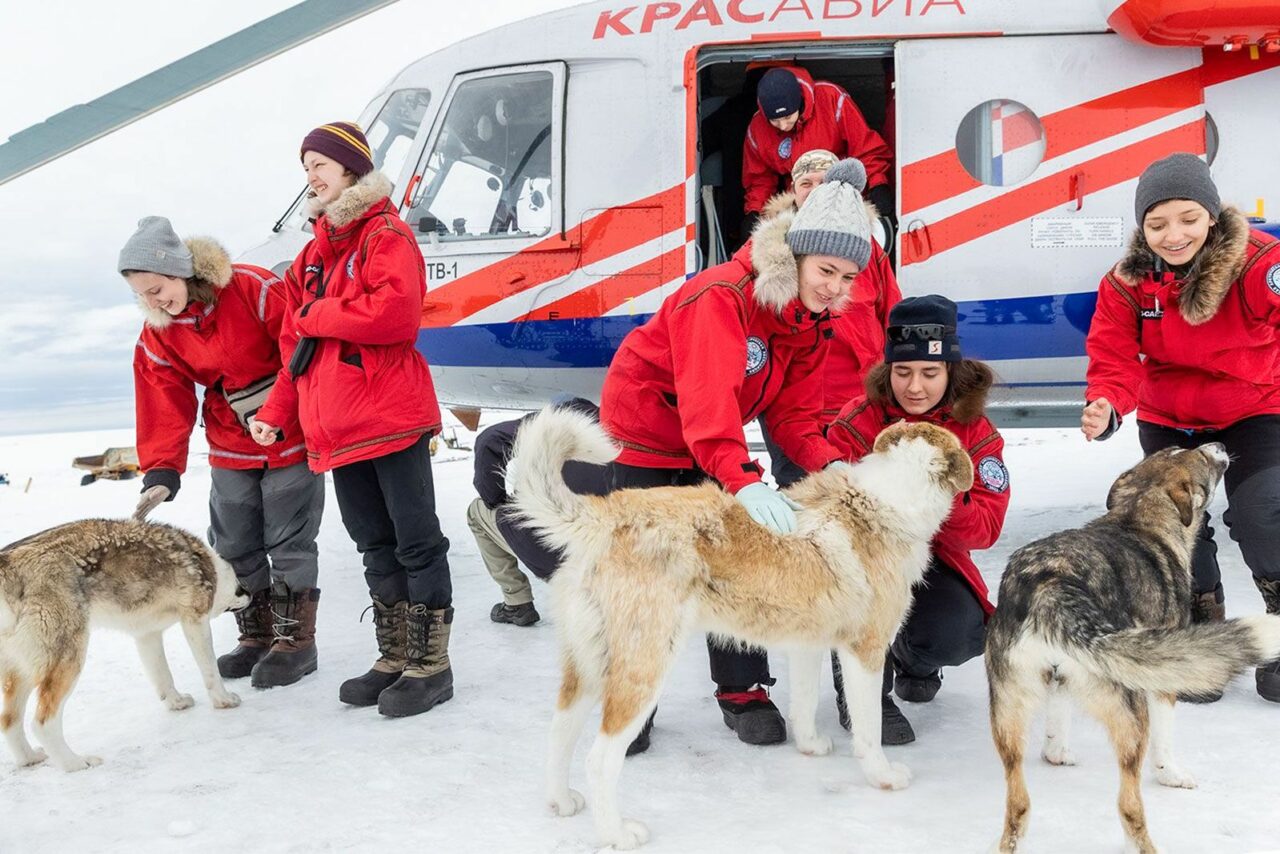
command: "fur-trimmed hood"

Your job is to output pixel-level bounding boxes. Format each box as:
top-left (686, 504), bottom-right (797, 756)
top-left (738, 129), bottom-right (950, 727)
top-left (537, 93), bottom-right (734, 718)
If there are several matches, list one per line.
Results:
top-left (138, 237), bottom-right (233, 330)
top-left (749, 193), bottom-right (881, 314)
top-left (1114, 205), bottom-right (1250, 325)
top-left (307, 171), bottom-right (393, 229)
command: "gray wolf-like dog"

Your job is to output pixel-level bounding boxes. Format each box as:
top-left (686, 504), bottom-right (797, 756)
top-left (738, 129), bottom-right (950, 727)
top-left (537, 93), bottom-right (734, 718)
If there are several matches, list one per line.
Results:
top-left (985, 443), bottom-right (1280, 853)
top-left (0, 519), bottom-right (249, 771)
top-left (507, 407), bottom-right (974, 849)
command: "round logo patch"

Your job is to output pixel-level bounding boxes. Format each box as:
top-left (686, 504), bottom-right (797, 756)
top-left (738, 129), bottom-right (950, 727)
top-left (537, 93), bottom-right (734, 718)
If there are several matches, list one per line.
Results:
top-left (778, 138), bottom-right (793, 160)
top-left (1267, 263), bottom-right (1280, 297)
top-left (745, 336), bottom-right (769, 376)
top-left (977, 456), bottom-right (1009, 494)
top-left (346, 253), bottom-right (357, 277)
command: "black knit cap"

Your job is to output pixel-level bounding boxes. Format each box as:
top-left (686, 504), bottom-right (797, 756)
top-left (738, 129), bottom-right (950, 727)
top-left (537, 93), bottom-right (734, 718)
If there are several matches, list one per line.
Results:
top-left (885, 295), bottom-right (962, 363)
top-left (757, 68), bottom-right (804, 119)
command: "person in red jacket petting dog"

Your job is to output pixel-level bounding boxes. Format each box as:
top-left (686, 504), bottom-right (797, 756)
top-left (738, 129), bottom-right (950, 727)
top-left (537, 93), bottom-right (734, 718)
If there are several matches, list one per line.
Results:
top-left (828, 295), bottom-right (1010, 743)
top-left (1082, 153), bottom-right (1280, 704)
top-left (742, 67), bottom-right (893, 230)
top-left (121, 216), bottom-right (324, 691)
top-left (253, 122), bottom-right (454, 718)
top-left (601, 158), bottom-right (874, 752)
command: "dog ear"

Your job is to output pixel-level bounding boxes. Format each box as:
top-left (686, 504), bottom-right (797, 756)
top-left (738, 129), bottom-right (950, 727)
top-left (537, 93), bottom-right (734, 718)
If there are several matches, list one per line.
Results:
top-left (943, 447), bottom-right (975, 493)
top-left (1166, 477), bottom-right (1202, 527)
top-left (872, 421), bottom-right (912, 453)
top-left (1105, 470), bottom-right (1135, 510)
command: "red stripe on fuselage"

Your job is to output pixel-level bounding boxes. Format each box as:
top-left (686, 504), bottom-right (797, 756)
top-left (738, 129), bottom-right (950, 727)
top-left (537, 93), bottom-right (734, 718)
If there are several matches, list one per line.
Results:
top-left (515, 245), bottom-right (687, 322)
top-left (900, 120), bottom-right (1205, 266)
top-left (420, 183), bottom-right (683, 328)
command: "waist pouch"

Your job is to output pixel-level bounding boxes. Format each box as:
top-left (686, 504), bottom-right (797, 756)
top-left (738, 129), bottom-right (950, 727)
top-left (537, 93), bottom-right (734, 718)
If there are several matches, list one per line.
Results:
top-left (223, 375), bottom-right (277, 431)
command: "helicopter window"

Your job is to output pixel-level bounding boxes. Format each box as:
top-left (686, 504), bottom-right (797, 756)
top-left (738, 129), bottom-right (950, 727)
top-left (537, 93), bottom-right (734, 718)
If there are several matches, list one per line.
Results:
top-left (955, 99), bottom-right (1046, 187)
top-left (408, 71), bottom-right (554, 242)
top-left (365, 88), bottom-right (433, 189)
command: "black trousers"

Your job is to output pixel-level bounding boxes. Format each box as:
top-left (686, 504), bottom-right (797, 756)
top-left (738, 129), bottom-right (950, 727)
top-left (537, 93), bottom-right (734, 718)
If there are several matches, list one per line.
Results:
top-left (1138, 415), bottom-right (1280, 594)
top-left (332, 434), bottom-right (452, 608)
top-left (757, 417), bottom-right (807, 489)
top-left (605, 461), bottom-right (771, 688)
top-left (890, 558), bottom-right (987, 677)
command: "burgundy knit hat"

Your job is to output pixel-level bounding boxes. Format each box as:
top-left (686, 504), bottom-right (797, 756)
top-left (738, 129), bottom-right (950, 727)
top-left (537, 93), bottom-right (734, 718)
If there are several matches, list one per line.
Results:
top-left (300, 121), bottom-right (374, 176)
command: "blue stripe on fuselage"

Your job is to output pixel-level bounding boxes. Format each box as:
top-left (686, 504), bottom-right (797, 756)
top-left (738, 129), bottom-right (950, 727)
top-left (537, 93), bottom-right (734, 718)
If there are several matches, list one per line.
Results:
top-left (416, 292), bottom-right (1100, 368)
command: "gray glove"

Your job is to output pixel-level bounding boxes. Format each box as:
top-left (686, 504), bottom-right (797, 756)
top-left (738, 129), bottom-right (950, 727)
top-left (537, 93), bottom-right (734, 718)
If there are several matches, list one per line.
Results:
top-left (133, 485), bottom-right (171, 522)
top-left (735, 482), bottom-right (802, 535)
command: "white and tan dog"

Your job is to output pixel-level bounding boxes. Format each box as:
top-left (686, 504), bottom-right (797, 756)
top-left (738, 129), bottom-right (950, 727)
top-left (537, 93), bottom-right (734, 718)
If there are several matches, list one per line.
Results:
top-left (507, 407), bottom-right (974, 849)
top-left (0, 519), bottom-right (249, 772)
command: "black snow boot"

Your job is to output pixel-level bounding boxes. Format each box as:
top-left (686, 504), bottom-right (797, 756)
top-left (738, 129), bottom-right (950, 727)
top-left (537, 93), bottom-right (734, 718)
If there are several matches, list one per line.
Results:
top-left (490, 601), bottom-right (540, 627)
top-left (378, 605), bottom-right (455, 718)
top-left (339, 598), bottom-right (408, 707)
top-left (218, 588), bottom-right (273, 679)
top-left (251, 587), bottom-right (320, 689)
top-left (894, 661), bottom-right (942, 704)
top-left (715, 684), bottom-right (786, 745)
top-left (1255, 577), bottom-right (1280, 704)
top-left (1181, 585), bottom-right (1226, 704)
top-left (626, 710), bottom-right (657, 757)
top-left (832, 653), bottom-right (916, 745)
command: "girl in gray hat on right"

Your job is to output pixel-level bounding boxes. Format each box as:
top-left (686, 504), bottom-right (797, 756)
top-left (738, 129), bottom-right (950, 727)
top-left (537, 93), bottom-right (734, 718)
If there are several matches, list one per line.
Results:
top-left (1083, 152), bottom-right (1280, 704)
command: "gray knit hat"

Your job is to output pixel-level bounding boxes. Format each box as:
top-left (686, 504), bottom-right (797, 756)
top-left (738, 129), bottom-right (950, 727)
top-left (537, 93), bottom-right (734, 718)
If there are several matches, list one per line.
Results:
top-left (118, 216), bottom-right (194, 278)
top-left (785, 158), bottom-right (872, 269)
top-left (1134, 153), bottom-right (1220, 224)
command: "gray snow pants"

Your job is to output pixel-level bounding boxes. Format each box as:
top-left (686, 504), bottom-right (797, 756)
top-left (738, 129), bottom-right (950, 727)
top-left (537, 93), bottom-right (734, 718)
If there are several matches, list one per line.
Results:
top-left (208, 463), bottom-right (325, 594)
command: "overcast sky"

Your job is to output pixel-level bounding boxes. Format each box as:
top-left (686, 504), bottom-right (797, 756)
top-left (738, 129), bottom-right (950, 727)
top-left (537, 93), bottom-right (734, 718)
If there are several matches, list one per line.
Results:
top-left (0, 0), bottom-right (578, 436)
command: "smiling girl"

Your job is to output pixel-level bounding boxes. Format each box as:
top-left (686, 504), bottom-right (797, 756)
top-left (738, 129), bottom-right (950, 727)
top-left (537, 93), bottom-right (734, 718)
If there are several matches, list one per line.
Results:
top-left (1083, 153), bottom-right (1280, 703)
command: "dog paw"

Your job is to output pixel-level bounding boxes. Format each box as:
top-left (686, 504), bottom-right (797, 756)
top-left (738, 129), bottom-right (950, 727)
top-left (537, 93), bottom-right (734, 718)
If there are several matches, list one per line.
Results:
top-left (794, 732), bottom-right (834, 756)
top-left (1154, 763), bottom-right (1197, 789)
top-left (604, 819), bottom-right (650, 850)
top-left (16, 748), bottom-right (47, 768)
top-left (1041, 744), bottom-right (1077, 766)
top-left (868, 761), bottom-right (912, 790)
top-left (59, 754), bottom-right (103, 772)
top-left (163, 692), bottom-right (195, 711)
top-left (548, 788), bottom-right (585, 817)
top-left (210, 690), bottom-right (241, 709)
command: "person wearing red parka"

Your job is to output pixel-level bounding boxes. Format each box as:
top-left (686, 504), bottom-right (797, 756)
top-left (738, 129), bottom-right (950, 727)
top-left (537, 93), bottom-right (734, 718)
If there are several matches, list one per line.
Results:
top-left (1082, 153), bottom-right (1280, 703)
top-left (601, 158), bottom-right (874, 753)
top-left (254, 122), bottom-right (453, 718)
top-left (742, 66), bottom-right (893, 227)
top-left (121, 216), bottom-right (324, 691)
top-left (828, 295), bottom-right (1010, 744)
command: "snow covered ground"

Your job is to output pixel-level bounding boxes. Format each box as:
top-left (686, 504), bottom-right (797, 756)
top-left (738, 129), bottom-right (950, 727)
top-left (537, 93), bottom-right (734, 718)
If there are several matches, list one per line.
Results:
top-left (1, 421), bottom-right (1277, 853)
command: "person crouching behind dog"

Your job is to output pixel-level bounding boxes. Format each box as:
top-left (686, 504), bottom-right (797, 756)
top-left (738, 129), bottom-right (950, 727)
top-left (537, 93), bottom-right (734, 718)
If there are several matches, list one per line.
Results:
top-left (827, 295), bottom-right (1010, 742)
top-left (468, 398), bottom-right (610, 627)
top-left (599, 158), bottom-right (874, 752)
top-left (120, 216), bottom-right (324, 690)
top-left (1082, 152), bottom-right (1280, 704)
top-left (251, 122), bottom-right (454, 718)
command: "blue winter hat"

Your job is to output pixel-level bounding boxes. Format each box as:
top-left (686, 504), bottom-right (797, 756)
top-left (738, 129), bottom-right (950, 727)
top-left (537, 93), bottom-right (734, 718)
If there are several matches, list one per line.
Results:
top-left (885, 295), bottom-right (962, 363)
top-left (757, 68), bottom-right (804, 119)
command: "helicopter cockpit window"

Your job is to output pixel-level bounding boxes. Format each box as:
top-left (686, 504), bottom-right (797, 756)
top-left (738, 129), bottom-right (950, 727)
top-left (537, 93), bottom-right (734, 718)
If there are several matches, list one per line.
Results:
top-left (365, 88), bottom-right (432, 190)
top-left (408, 71), bottom-right (554, 242)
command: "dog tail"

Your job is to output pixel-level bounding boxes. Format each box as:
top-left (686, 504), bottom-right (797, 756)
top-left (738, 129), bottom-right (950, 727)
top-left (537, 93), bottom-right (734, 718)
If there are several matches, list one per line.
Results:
top-left (507, 405), bottom-right (619, 555)
top-left (1076, 615), bottom-right (1280, 696)
top-left (0, 554), bottom-right (14, 633)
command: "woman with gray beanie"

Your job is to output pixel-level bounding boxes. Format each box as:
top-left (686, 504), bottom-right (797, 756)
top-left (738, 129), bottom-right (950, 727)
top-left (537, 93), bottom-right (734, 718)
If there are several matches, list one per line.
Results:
top-left (599, 158), bottom-right (874, 753)
top-left (121, 216), bottom-right (324, 691)
top-left (1083, 152), bottom-right (1280, 704)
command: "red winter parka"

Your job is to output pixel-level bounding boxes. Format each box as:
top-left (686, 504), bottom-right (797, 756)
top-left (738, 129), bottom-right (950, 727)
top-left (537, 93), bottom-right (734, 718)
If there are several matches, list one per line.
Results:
top-left (1086, 207), bottom-right (1280, 431)
top-left (759, 192), bottom-right (900, 418)
top-left (134, 238), bottom-right (305, 488)
top-left (827, 394), bottom-right (1009, 614)
top-left (742, 66), bottom-right (893, 215)
top-left (257, 172), bottom-right (442, 473)
top-left (601, 207), bottom-right (843, 494)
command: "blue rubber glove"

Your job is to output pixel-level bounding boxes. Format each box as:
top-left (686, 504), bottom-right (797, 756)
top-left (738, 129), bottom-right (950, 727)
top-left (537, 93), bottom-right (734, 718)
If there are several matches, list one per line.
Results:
top-left (826, 460), bottom-right (854, 478)
top-left (735, 482), bottom-right (802, 534)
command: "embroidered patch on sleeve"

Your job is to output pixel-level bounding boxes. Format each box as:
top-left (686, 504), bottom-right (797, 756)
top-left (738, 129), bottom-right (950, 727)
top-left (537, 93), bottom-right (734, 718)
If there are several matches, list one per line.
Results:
top-left (745, 336), bottom-right (769, 376)
top-left (1266, 263), bottom-right (1280, 297)
top-left (977, 455), bottom-right (1009, 493)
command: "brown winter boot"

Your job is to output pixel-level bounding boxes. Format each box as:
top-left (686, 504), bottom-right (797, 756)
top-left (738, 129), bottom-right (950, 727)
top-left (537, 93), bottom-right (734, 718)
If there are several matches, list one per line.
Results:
top-left (218, 588), bottom-right (273, 679)
top-left (1181, 585), bottom-right (1227, 703)
top-left (338, 598), bottom-right (408, 707)
top-left (377, 605), bottom-right (454, 718)
top-left (251, 588), bottom-right (320, 689)
top-left (1255, 577), bottom-right (1280, 703)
